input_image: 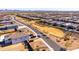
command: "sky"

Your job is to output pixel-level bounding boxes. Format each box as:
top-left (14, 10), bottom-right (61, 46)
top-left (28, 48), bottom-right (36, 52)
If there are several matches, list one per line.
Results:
top-left (0, 0), bottom-right (79, 11)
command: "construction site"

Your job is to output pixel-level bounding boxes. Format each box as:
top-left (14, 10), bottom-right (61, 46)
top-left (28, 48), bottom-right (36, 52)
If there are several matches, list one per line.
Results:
top-left (0, 11), bottom-right (79, 51)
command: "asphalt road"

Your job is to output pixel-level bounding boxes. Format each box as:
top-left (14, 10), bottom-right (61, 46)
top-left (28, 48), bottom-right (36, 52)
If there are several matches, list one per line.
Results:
top-left (14, 16), bottom-right (67, 51)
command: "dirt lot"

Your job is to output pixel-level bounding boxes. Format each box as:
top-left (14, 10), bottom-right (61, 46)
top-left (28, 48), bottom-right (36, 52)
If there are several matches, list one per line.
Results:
top-left (29, 38), bottom-right (50, 51)
top-left (0, 43), bottom-right (27, 51)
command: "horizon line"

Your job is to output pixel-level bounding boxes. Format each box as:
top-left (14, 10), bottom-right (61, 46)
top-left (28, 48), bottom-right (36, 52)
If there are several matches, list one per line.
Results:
top-left (0, 8), bottom-right (79, 11)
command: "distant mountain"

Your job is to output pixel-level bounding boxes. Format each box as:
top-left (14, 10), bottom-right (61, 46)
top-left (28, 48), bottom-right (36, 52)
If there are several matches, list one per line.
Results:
top-left (0, 9), bottom-right (26, 12)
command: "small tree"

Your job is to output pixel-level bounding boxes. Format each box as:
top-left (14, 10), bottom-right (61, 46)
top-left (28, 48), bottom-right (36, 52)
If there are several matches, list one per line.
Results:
top-left (63, 32), bottom-right (72, 41)
top-left (14, 28), bottom-right (17, 31)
